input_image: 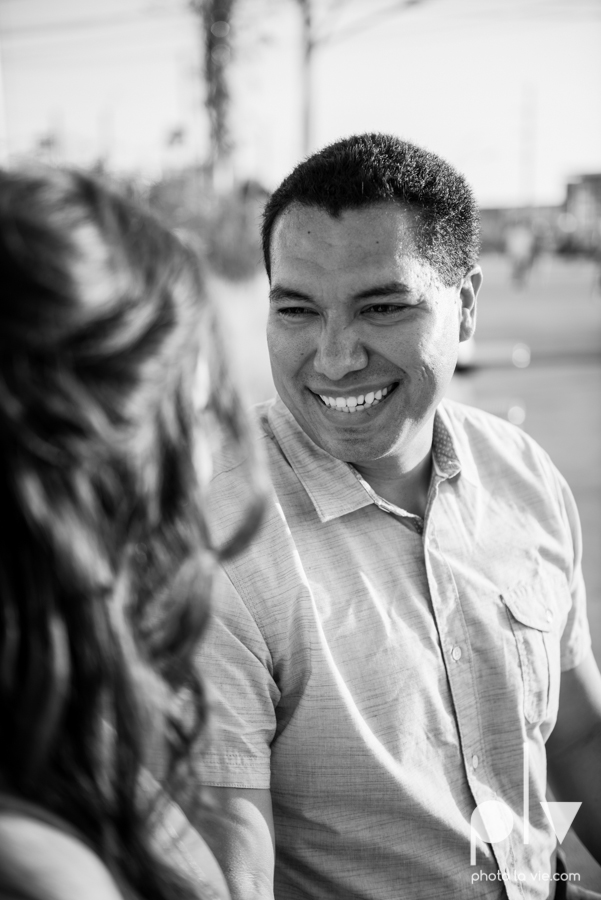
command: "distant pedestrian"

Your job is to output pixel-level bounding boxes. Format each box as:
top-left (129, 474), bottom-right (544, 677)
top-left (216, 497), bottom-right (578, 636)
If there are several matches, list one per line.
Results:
top-left (505, 220), bottom-right (537, 287)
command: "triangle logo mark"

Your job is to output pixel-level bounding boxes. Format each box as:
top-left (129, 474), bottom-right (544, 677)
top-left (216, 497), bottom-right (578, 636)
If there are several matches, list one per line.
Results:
top-left (540, 801), bottom-right (582, 843)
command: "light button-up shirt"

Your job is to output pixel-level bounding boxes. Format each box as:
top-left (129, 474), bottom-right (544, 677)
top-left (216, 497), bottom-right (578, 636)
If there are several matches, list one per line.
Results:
top-left (201, 396), bottom-right (591, 900)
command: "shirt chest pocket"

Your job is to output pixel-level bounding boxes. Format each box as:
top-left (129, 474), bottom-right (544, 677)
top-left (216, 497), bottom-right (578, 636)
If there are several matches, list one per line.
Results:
top-left (500, 568), bottom-right (570, 725)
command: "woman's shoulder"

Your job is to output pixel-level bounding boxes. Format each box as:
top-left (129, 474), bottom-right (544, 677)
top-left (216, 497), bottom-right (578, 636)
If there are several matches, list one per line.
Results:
top-left (0, 798), bottom-right (122, 900)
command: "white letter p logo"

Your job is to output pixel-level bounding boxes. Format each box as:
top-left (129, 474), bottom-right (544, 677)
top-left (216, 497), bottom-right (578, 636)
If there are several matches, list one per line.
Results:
top-left (470, 800), bottom-right (515, 865)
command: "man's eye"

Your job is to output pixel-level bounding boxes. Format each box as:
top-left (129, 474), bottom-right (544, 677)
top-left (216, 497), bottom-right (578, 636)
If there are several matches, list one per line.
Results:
top-left (364, 304), bottom-right (404, 315)
top-left (277, 307), bottom-right (318, 318)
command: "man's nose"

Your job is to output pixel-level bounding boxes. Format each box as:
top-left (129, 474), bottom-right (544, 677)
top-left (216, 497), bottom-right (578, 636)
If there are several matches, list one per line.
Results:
top-left (313, 322), bottom-right (368, 381)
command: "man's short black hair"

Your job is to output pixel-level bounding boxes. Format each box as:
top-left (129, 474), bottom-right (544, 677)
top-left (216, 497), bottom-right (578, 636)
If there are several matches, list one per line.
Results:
top-left (262, 133), bottom-right (481, 286)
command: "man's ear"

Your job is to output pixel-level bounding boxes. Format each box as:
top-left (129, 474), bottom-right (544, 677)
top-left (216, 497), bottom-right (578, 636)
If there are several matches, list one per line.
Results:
top-left (459, 266), bottom-right (482, 342)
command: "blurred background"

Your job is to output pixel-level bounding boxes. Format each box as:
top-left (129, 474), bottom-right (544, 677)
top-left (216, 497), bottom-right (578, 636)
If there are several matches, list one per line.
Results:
top-left (0, 0), bottom-right (600, 884)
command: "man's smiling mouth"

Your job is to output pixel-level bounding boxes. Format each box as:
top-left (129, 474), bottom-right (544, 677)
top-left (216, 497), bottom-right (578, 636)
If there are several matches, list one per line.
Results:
top-left (311, 382), bottom-right (398, 414)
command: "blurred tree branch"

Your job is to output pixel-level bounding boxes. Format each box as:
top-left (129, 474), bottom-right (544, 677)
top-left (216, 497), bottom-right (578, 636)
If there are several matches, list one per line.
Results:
top-left (293, 0), bottom-right (428, 153)
top-left (189, 0), bottom-right (430, 174)
top-left (190, 0), bottom-right (237, 184)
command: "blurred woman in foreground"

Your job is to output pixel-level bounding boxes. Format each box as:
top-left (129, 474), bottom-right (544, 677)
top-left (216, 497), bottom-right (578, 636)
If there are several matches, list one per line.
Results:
top-left (0, 168), bottom-right (261, 899)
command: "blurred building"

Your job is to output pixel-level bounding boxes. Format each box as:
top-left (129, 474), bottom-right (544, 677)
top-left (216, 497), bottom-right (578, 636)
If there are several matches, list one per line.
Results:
top-left (479, 205), bottom-right (560, 254)
top-left (562, 173), bottom-right (601, 255)
top-left (480, 172), bottom-right (601, 257)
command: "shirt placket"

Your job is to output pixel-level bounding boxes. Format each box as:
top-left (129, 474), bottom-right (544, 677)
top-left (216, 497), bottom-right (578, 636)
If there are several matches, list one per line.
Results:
top-left (423, 472), bottom-right (524, 899)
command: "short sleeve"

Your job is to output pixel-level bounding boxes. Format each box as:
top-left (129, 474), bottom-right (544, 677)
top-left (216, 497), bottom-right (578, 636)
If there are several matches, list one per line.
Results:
top-left (197, 566), bottom-right (280, 788)
top-left (554, 468), bottom-right (592, 672)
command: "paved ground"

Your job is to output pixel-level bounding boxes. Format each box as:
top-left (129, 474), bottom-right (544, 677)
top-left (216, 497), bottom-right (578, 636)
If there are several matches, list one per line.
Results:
top-left (453, 255), bottom-right (601, 888)
top-left (210, 252), bottom-right (601, 886)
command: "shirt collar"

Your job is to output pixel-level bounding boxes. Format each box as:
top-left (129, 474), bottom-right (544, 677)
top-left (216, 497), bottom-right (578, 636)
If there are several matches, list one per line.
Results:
top-left (435, 400), bottom-right (481, 487)
top-left (266, 395), bottom-right (478, 523)
top-left (267, 397), bottom-right (374, 522)
top-left (431, 409), bottom-right (462, 481)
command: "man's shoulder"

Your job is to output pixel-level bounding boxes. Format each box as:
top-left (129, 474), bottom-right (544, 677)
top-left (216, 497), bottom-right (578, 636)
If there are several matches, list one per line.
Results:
top-left (439, 397), bottom-right (556, 482)
top-left (208, 398), bottom-right (301, 573)
top-left (211, 399), bottom-right (278, 478)
top-left (442, 395), bottom-right (511, 430)
top-left (251, 398), bottom-right (277, 435)
top-left (442, 396), bottom-right (542, 448)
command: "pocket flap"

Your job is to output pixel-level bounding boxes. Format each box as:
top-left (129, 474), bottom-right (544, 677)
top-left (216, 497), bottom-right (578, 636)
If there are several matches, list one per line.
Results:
top-left (500, 569), bottom-right (567, 632)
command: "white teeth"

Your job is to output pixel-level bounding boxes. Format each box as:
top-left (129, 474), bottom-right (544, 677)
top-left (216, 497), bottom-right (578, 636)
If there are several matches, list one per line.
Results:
top-left (317, 385), bottom-right (394, 411)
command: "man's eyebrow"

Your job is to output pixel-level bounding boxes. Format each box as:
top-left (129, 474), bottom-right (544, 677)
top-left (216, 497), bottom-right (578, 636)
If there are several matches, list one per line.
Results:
top-left (352, 281), bottom-right (412, 300)
top-left (269, 282), bottom-right (413, 303)
top-left (269, 285), bottom-right (313, 303)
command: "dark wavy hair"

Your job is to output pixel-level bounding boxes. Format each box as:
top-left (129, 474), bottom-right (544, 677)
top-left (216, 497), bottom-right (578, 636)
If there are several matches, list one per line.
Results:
top-left (0, 167), bottom-right (262, 898)
top-left (262, 132), bottom-right (481, 286)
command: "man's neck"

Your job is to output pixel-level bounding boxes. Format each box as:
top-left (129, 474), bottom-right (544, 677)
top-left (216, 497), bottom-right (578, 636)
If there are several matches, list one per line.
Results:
top-left (351, 425), bottom-right (434, 518)
top-left (353, 454), bottom-right (432, 518)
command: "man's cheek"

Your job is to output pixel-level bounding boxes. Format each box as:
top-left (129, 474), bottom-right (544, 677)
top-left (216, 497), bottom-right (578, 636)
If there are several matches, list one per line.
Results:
top-left (267, 334), bottom-right (290, 372)
top-left (273, 341), bottom-right (312, 375)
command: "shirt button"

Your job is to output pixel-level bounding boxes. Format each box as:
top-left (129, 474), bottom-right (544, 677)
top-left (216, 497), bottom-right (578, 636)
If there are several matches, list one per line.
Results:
top-left (451, 646), bottom-right (462, 661)
top-left (472, 754), bottom-right (479, 769)
top-left (545, 608), bottom-right (554, 623)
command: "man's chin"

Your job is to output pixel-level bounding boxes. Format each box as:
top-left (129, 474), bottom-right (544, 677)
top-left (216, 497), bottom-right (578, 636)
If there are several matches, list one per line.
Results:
top-left (304, 427), bottom-right (393, 465)
top-left (278, 391), bottom-right (409, 463)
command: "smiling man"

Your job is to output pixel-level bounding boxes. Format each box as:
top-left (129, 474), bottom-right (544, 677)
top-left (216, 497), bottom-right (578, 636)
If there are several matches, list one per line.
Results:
top-left (265, 199), bottom-right (476, 518)
top-left (200, 134), bottom-right (601, 900)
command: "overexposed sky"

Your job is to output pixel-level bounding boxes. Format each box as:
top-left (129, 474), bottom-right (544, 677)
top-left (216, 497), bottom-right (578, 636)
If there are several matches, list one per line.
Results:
top-left (0, 0), bottom-right (600, 206)
top-left (0, 0), bottom-right (206, 174)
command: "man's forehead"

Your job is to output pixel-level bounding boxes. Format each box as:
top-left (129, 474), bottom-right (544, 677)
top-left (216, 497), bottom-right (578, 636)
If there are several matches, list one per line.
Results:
top-left (268, 203), bottom-right (445, 298)
top-left (275, 200), bottom-right (417, 231)
top-left (271, 201), bottom-right (419, 260)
